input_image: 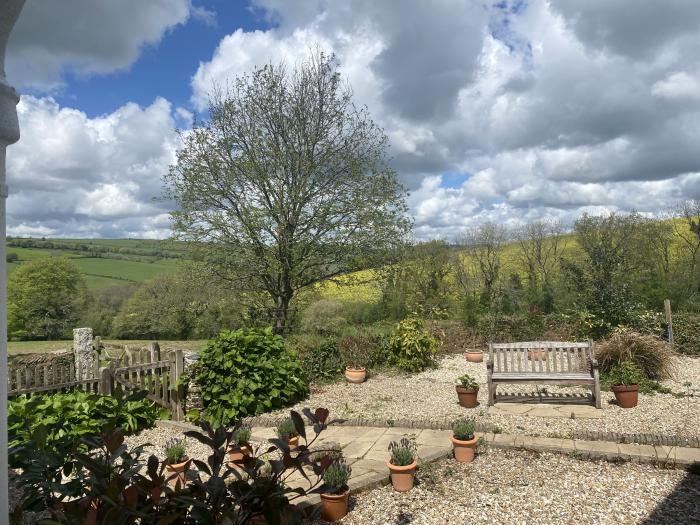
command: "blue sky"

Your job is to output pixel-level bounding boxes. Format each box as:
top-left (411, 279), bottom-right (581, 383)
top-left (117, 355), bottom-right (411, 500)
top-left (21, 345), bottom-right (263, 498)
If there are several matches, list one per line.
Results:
top-left (5, 0), bottom-right (700, 239)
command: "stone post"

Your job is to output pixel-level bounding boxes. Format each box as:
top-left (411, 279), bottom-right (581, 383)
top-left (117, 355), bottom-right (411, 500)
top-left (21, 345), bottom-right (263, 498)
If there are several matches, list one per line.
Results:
top-left (73, 327), bottom-right (96, 380)
top-left (0, 1), bottom-right (26, 518)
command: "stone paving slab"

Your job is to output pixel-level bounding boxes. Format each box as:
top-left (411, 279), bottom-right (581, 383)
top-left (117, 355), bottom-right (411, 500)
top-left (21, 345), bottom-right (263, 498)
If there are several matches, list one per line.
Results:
top-left (489, 402), bottom-right (604, 419)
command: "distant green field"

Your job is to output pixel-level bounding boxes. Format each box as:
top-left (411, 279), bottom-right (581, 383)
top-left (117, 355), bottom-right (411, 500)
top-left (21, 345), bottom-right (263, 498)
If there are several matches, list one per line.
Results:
top-left (6, 238), bottom-right (185, 290)
top-left (8, 339), bottom-right (208, 356)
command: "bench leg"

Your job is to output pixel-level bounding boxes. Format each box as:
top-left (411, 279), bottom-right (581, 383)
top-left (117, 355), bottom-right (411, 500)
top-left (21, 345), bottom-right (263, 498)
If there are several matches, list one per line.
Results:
top-left (592, 368), bottom-right (601, 408)
top-left (488, 382), bottom-right (496, 406)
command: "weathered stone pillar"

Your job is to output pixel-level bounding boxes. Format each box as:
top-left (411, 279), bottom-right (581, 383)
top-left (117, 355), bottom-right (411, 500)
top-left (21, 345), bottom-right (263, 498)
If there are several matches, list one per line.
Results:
top-left (73, 327), bottom-right (96, 380)
top-left (0, 0), bottom-right (26, 519)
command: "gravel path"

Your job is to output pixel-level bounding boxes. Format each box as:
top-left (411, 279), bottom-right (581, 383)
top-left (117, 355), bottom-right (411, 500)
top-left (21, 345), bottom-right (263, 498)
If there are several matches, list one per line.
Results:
top-left (326, 448), bottom-right (699, 525)
top-left (271, 355), bottom-right (700, 440)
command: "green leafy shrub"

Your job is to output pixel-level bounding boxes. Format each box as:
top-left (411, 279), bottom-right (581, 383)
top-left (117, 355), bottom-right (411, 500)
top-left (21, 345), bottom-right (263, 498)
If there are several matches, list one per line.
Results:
top-left (457, 373), bottom-right (479, 390)
top-left (596, 330), bottom-right (676, 380)
top-left (8, 390), bottom-right (158, 452)
top-left (388, 436), bottom-right (416, 466)
top-left (299, 338), bottom-right (344, 381)
top-left (605, 360), bottom-right (644, 386)
top-left (192, 328), bottom-right (309, 426)
top-left (300, 299), bottom-right (347, 335)
top-left (672, 313), bottom-right (700, 356)
top-left (453, 418), bottom-right (476, 441)
top-left (322, 458), bottom-right (352, 493)
top-left (163, 437), bottom-right (187, 464)
top-left (387, 317), bottom-right (439, 372)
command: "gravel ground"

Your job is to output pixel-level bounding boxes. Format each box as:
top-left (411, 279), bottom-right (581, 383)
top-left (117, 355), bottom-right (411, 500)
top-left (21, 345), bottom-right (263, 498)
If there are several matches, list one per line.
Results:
top-left (323, 448), bottom-right (699, 525)
top-left (271, 355), bottom-right (700, 440)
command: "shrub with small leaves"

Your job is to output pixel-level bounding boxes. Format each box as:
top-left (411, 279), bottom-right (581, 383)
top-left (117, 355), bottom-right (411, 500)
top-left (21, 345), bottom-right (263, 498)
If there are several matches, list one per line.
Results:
top-left (276, 418), bottom-right (298, 439)
top-left (453, 418), bottom-right (476, 441)
top-left (606, 360), bottom-right (644, 386)
top-left (322, 458), bottom-right (352, 493)
top-left (163, 437), bottom-right (187, 464)
top-left (388, 436), bottom-right (417, 466)
top-left (387, 317), bottom-right (439, 372)
top-left (457, 373), bottom-right (479, 390)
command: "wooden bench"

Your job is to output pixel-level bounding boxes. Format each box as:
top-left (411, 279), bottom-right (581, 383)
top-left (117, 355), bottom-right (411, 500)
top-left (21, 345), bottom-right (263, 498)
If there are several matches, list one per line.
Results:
top-left (486, 341), bottom-right (601, 408)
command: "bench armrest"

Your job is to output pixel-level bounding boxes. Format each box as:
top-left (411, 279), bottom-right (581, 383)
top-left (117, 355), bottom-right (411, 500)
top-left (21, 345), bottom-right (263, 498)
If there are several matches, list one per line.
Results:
top-left (486, 358), bottom-right (494, 371)
top-left (590, 357), bottom-right (599, 369)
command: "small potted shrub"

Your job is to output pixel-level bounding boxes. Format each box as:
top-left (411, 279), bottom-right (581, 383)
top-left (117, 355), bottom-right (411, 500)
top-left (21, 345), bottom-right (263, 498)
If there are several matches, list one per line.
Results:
top-left (386, 436), bottom-right (417, 492)
top-left (455, 373), bottom-right (479, 408)
top-left (276, 418), bottom-right (299, 450)
top-left (320, 457), bottom-right (352, 521)
top-left (340, 335), bottom-right (371, 383)
top-left (608, 360), bottom-right (643, 408)
top-left (163, 437), bottom-right (191, 487)
top-left (464, 336), bottom-right (483, 362)
top-left (228, 424), bottom-right (253, 467)
top-left (451, 418), bottom-right (478, 463)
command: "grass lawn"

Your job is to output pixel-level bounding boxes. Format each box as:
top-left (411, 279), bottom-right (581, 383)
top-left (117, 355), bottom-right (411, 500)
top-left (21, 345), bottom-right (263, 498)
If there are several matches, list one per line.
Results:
top-left (8, 339), bottom-right (208, 356)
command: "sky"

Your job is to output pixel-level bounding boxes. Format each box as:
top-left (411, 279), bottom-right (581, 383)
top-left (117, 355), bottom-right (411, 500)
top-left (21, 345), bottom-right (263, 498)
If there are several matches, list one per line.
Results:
top-left (5, 0), bottom-right (700, 240)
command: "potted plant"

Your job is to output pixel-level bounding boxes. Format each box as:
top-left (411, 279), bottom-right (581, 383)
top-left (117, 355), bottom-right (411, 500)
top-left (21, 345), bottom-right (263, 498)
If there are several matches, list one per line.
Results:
top-left (386, 436), bottom-right (417, 492)
top-left (455, 373), bottom-right (479, 408)
top-left (608, 360), bottom-right (643, 408)
top-left (451, 418), bottom-right (478, 463)
top-left (340, 335), bottom-right (370, 383)
top-left (527, 348), bottom-right (548, 361)
top-left (228, 424), bottom-right (253, 467)
top-left (464, 335), bottom-right (483, 362)
top-left (276, 418), bottom-right (299, 450)
top-left (163, 437), bottom-right (191, 487)
top-left (320, 457), bottom-right (352, 522)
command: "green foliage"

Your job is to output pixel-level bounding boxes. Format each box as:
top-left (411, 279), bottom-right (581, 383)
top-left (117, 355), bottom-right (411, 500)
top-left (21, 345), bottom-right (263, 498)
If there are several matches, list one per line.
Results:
top-left (322, 458), bottom-right (352, 492)
top-left (6, 252), bottom-right (18, 263)
top-left (388, 436), bottom-right (417, 466)
top-left (8, 257), bottom-right (87, 340)
top-left (193, 328), bottom-right (309, 426)
top-left (299, 338), bottom-right (344, 381)
top-left (8, 391), bottom-right (158, 465)
top-left (453, 418), bottom-right (476, 441)
top-left (231, 425), bottom-right (252, 445)
top-left (276, 418), bottom-right (298, 439)
top-left (672, 313), bottom-right (700, 356)
top-left (300, 299), bottom-right (348, 336)
top-left (387, 317), bottom-right (440, 372)
top-left (605, 360), bottom-right (644, 386)
top-left (163, 437), bottom-right (187, 463)
top-left (339, 332), bottom-right (376, 368)
top-left (457, 373), bottom-right (479, 390)
top-left (596, 330), bottom-right (676, 380)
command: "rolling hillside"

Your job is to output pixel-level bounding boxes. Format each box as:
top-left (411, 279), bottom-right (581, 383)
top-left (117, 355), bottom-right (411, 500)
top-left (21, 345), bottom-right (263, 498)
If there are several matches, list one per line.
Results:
top-left (6, 238), bottom-right (184, 289)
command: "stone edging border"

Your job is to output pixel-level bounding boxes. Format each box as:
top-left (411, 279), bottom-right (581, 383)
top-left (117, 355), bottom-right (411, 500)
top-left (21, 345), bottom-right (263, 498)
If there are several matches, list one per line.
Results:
top-left (574, 430), bottom-right (699, 449)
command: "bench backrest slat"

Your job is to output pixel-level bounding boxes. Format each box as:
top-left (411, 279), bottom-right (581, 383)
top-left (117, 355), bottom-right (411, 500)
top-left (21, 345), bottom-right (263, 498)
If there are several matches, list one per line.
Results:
top-left (490, 341), bottom-right (593, 374)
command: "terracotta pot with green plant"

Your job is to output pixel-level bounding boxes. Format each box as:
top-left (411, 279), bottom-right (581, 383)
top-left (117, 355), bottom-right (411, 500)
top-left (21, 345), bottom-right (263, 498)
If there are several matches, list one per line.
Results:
top-left (387, 437), bottom-right (417, 492)
top-left (164, 438), bottom-right (191, 487)
top-left (340, 335), bottom-right (372, 383)
top-left (455, 373), bottom-right (479, 408)
top-left (276, 418), bottom-right (300, 450)
top-left (320, 457), bottom-right (352, 522)
top-left (608, 360), bottom-right (643, 408)
top-left (451, 418), bottom-right (478, 463)
top-left (228, 424), bottom-right (253, 468)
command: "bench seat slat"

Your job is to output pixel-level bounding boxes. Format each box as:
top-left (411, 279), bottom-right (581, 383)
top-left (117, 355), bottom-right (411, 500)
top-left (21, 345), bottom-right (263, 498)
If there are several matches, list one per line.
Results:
top-left (492, 373), bottom-right (593, 381)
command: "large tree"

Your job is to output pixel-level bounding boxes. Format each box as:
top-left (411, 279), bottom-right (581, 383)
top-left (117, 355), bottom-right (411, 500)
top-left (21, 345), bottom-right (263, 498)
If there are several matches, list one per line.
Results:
top-left (164, 52), bottom-right (411, 331)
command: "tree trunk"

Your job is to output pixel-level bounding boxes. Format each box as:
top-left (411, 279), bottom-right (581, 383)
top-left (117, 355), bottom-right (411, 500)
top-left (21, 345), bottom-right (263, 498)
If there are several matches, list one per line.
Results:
top-left (273, 293), bottom-right (292, 335)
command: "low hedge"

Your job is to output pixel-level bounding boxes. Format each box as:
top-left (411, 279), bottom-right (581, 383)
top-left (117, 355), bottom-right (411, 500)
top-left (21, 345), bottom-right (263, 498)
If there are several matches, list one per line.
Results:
top-left (672, 313), bottom-right (700, 356)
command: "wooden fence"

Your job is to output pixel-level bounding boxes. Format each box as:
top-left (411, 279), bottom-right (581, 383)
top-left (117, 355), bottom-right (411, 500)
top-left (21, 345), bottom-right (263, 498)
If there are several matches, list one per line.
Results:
top-left (8, 342), bottom-right (186, 421)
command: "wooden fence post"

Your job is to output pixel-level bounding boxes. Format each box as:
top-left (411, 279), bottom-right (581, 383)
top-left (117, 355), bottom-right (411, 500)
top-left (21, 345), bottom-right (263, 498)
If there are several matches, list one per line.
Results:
top-left (98, 367), bottom-right (112, 396)
top-left (664, 299), bottom-right (673, 345)
top-left (148, 342), bottom-right (160, 362)
top-left (169, 350), bottom-right (185, 422)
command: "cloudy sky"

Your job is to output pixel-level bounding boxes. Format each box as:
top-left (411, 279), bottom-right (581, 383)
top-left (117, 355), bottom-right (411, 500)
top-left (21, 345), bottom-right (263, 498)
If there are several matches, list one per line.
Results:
top-left (6, 0), bottom-right (700, 239)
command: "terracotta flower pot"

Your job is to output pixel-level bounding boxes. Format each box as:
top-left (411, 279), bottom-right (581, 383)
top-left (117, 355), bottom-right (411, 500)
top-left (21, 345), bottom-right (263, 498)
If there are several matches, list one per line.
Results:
top-left (228, 442), bottom-right (253, 468)
top-left (527, 350), bottom-right (548, 361)
top-left (285, 435), bottom-right (299, 451)
top-left (165, 458), bottom-right (192, 487)
top-left (345, 366), bottom-right (367, 383)
top-left (451, 435), bottom-right (478, 463)
top-left (320, 488), bottom-right (349, 522)
top-left (612, 384), bottom-right (639, 408)
top-left (464, 350), bottom-right (483, 363)
top-left (456, 385), bottom-right (479, 408)
top-left (387, 460), bottom-right (417, 492)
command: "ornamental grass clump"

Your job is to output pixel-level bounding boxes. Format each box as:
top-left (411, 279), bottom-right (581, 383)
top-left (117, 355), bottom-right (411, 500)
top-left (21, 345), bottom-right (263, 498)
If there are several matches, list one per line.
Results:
top-left (388, 437), bottom-right (417, 466)
top-left (453, 418), bottom-right (476, 441)
top-left (597, 330), bottom-right (675, 380)
top-left (163, 437), bottom-right (187, 464)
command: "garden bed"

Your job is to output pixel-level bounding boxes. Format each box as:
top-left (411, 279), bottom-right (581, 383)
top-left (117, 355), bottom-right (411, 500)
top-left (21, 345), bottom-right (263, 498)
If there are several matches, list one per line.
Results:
top-left (269, 355), bottom-right (700, 441)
